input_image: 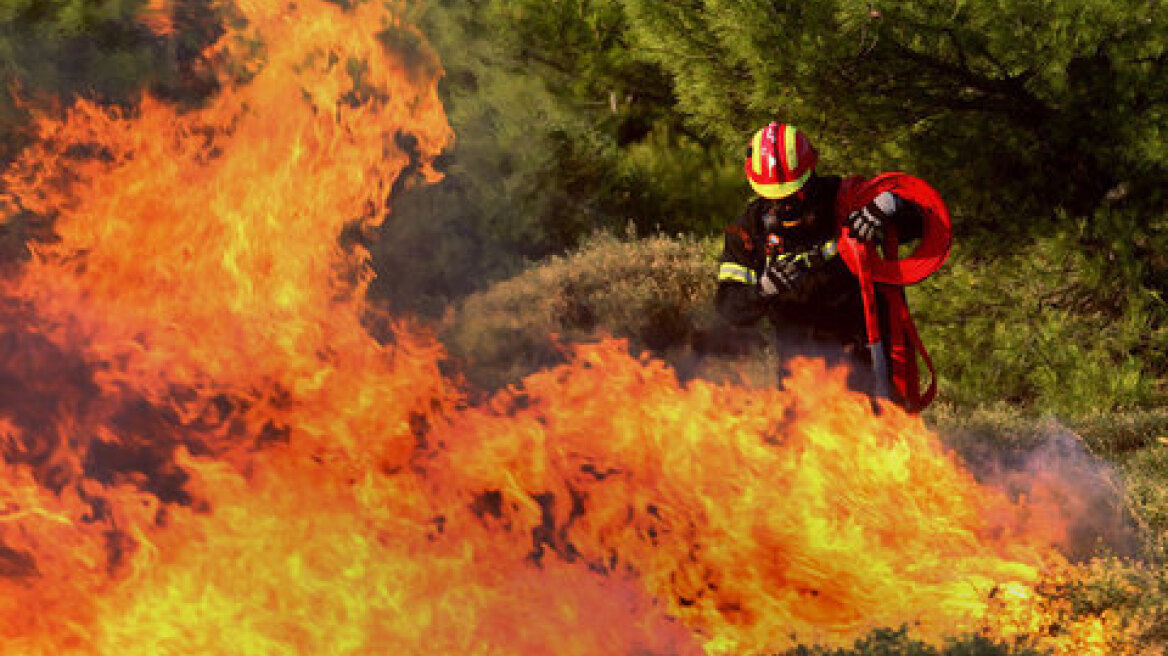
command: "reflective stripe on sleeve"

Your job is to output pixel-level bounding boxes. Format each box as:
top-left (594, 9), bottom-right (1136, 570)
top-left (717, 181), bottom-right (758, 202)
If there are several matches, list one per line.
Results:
top-left (718, 262), bottom-right (758, 285)
top-left (791, 241), bottom-right (839, 267)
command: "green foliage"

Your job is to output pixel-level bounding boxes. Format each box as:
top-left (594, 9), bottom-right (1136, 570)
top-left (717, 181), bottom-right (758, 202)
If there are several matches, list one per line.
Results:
top-left (370, 0), bottom-right (744, 316)
top-left (1121, 446), bottom-right (1168, 553)
top-left (929, 406), bottom-right (1168, 465)
top-left (0, 0), bottom-right (193, 136)
top-left (619, 0), bottom-right (1168, 236)
top-left (913, 208), bottom-right (1168, 416)
top-left (368, 0), bottom-right (575, 315)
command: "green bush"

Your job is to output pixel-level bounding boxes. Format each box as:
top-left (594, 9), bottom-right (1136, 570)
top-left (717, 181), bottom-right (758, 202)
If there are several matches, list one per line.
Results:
top-left (913, 206), bottom-right (1168, 417)
top-left (1120, 446), bottom-right (1168, 554)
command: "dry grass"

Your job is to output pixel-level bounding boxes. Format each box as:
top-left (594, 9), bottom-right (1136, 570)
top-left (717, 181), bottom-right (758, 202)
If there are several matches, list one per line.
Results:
top-left (440, 229), bottom-right (723, 390)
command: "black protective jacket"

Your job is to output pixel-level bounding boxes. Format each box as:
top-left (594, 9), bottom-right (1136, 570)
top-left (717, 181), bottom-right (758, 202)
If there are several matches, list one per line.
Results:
top-left (715, 175), bottom-right (921, 350)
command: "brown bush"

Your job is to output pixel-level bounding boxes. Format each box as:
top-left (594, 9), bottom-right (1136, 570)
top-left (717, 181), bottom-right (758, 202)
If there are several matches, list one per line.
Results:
top-left (440, 230), bottom-right (750, 390)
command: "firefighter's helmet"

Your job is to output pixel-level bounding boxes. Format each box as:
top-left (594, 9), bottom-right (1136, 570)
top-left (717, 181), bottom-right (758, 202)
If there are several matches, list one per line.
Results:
top-left (744, 122), bottom-right (818, 199)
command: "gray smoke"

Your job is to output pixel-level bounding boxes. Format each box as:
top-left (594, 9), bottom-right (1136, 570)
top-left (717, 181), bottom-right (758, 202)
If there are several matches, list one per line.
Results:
top-left (943, 420), bottom-right (1144, 562)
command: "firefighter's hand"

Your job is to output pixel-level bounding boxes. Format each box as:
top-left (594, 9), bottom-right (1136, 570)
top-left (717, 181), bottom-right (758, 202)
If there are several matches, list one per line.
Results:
top-left (846, 191), bottom-right (899, 243)
top-left (760, 257), bottom-right (807, 297)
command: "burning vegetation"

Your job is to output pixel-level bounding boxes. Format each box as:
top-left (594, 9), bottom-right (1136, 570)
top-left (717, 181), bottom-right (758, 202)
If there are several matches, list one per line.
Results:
top-left (0, 1), bottom-right (1158, 654)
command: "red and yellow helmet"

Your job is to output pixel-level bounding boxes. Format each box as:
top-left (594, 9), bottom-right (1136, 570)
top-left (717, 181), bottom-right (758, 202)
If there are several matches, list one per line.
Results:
top-left (744, 122), bottom-right (818, 199)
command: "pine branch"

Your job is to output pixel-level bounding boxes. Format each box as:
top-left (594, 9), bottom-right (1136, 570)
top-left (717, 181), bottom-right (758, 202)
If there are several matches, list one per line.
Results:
top-left (884, 40), bottom-right (1052, 128)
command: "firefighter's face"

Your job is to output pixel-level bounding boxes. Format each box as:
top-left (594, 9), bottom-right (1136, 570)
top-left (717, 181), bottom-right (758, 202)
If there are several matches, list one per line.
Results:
top-left (764, 176), bottom-right (816, 228)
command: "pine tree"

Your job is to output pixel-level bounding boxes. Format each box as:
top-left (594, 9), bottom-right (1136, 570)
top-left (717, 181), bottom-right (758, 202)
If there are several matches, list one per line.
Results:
top-left (619, 0), bottom-right (1168, 233)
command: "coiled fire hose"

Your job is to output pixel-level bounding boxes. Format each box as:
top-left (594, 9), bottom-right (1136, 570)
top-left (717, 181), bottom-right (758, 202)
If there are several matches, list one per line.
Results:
top-left (836, 173), bottom-right (952, 412)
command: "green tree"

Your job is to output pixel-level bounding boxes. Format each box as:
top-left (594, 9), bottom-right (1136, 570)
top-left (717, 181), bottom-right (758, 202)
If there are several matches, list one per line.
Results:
top-left (621, 0), bottom-right (1168, 233)
top-left (370, 0), bottom-right (743, 316)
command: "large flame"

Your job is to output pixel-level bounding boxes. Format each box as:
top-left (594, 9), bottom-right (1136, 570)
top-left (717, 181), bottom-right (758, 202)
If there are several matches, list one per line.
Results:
top-left (0, 1), bottom-right (1134, 654)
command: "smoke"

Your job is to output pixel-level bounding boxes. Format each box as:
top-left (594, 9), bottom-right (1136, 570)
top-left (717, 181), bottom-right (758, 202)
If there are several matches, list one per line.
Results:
top-left (943, 421), bottom-right (1144, 562)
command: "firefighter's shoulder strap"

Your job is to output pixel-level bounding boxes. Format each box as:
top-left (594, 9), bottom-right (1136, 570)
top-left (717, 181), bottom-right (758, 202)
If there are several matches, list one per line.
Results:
top-left (837, 173), bottom-right (952, 412)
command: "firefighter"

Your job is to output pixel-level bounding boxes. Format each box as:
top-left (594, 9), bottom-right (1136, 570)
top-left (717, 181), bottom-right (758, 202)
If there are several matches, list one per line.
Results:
top-left (715, 122), bottom-right (925, 400)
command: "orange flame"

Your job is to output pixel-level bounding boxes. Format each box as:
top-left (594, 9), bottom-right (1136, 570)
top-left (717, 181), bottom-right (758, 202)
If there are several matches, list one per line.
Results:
top-left (434, 348), bottom-right (1074, 653)
top-left (140, 0), bottom-right (175, 37)
top-left (0, 1), bottom-right (1131, 654)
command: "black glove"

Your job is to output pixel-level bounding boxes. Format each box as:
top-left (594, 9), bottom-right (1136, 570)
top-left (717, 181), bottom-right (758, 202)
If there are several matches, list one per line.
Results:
top-left (846, 191), bottom-right (899, 243)
top-left (760, 256), bottom-right (808, 297)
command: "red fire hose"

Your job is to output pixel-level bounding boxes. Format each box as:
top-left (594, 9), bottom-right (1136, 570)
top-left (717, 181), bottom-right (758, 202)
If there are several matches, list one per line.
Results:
top-left (836, 173), bottom-right (952, 411)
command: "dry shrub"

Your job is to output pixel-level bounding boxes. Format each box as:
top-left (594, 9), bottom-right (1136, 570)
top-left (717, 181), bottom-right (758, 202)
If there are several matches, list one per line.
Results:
top-left (440, 230), bottom-right (742, 390)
